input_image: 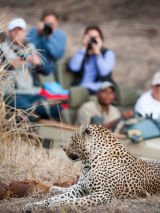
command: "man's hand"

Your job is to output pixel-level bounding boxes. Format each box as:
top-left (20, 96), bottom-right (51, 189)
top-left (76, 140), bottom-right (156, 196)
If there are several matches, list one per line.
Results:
top-left (36, 22), bottom-right (44, 34)
top-left (11, 57), bottom-right (25, 68)
top-left (82, 34), bottom-right (103, 55)
top-left (27, 54), bottom-right (41, 66)
top-left (81, 34), bottom-right (90, 50)
top-left (122, 110), bottom-right (134, 120)
top-left (91, 37), bottom-right (102, 55)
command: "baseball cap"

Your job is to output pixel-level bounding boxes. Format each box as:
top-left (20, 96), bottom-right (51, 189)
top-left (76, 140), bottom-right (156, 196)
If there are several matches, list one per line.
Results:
top-left (151, 71), bottom-right (160, 86)
top-left (98, 81), bottom-right (115, 91)
top-left (7, 17), bottom-right (27, 31)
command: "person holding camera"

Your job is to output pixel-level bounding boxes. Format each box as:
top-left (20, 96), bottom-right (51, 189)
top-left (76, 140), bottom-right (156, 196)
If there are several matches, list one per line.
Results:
top-left (0, 17), bottom-right (41, 90)
top-left (68, 25), bottom-right (116, 93)
top-left (27, 10), bottom-right (67, 78)
top-left (0, 17), bottom-right (61, 121)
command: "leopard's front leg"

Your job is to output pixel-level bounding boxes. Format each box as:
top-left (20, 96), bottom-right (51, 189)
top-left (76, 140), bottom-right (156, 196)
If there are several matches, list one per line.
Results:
top-left (23, 182), bottom-right (87, 212)
top-left (48, 192), bottom-right (112, 209)
top-left (23, 192), bottom-right (112, 212)
top-left (23, 199), bottom-right (49, 213)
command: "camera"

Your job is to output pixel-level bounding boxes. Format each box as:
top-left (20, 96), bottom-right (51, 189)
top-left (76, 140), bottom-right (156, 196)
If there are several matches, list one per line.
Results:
top-left (12, 46), bottom-right (28, 60)
top-left (42, 23), bottom-right (53, 36)
top-left (87, 36), bottom-right (97, 51)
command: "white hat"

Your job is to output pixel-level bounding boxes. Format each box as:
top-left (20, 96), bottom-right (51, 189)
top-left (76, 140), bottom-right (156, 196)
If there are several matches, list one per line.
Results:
top-left (99, 81), bottom-right (115, 91)
top-left (151, 71), bottom-right (160, 86)
top-left (7, 17), bottom-right (27, 31)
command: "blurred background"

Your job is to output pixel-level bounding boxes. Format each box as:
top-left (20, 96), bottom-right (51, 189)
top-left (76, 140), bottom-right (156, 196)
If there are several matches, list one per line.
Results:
top-left (1, 0), bottom-right (160, 90)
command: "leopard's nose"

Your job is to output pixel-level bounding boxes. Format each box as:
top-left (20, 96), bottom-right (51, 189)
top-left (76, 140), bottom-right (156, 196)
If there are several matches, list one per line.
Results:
top-left (63, 147), bottom-right (66, 152)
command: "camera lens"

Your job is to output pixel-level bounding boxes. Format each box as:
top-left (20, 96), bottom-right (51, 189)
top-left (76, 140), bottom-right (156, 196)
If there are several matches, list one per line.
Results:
top-left (87, 36), bottom-right (97, 51)
top-left (90, 37), bottom-right (97, 44)
top-left (43, 23), bottom-right (53, 36)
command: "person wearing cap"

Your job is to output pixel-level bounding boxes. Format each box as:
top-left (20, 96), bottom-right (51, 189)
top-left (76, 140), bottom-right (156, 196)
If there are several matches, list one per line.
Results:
top-left (0, 17), bottom-right (60, 120)
top-left (27, 9), bottom-right (67, 77)
top-left (1, 17), bottom-right (41, 90)
top-left (135, 71), bottom-right (160, 120)
top-left (75, 81), bottom-right (133, 129)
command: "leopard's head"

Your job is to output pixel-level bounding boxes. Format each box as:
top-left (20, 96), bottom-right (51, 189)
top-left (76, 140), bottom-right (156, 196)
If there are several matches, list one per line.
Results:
top-left (64, 124), bottom-right (119, 161)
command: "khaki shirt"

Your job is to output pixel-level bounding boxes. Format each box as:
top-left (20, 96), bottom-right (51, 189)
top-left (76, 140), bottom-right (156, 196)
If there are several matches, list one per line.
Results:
top-left (75, 100), bottom-right (121, 125)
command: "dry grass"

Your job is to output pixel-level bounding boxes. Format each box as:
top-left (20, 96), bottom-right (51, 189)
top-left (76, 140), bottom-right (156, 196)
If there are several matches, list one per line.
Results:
top-left (0, 136), bottom-right (80, 185)
top-left (0, 15), bottom-right (80, 186)
top-left (0, 89), bottom-right (80, 186)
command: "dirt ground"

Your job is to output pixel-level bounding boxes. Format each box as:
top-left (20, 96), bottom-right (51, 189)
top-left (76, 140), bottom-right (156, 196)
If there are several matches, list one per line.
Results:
top-left (1, 192), bottom-right (160, 213)
top-left (0, 1), bottom-right (160, 212)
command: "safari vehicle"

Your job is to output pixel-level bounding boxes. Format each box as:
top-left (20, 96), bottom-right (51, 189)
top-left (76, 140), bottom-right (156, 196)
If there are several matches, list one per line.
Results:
top-left (37, 62), bottom-right (160, 160)
top-left (38, 118), bottom-right (160, 160)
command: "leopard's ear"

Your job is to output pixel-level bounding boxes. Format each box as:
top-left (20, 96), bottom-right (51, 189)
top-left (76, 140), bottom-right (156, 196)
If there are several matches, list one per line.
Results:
top-left (80, 125), bottom-right (91, 135)
top-left (84, 127), bottom-right (91, 135)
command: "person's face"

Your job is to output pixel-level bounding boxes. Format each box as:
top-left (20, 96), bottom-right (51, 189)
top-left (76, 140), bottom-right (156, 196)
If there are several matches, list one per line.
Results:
top-left (152, 84), bottom-right (160, 101)
top-left (97, 87), bottom-right (116, 106)
top-left (43, 15), bottom-right (58, 29)
top-left (86, 29), bottom-right (102, 42)
top-left (9, 27), bottom-right (26, 43)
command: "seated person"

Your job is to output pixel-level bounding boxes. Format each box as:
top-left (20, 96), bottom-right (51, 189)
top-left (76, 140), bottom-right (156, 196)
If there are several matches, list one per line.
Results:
top-left (27, 9), bottom-right (67, 78)
top-left (75, 81), bottom-right (133, 130)
top-left (68, 25), bottom-right (116, 93)
top-left (1, 17), bottom-right (60, 120)
top-left (135, 71), bottom-right (160, 120)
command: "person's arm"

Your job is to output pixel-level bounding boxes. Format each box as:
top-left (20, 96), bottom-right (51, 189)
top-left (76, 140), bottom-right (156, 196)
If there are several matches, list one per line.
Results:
top-left (23, 43), bottom-right (42, 67)
top-left (27, 53), bottom-right (41, 66)
top-left (104, 110), bottom-right (133, 130)
top-left (68, 33), bottom-right (91, 72)
top-left (0, 42), bottom-right (26, 69)
top-left (41, 30), bottom-right (67, 60)
top-left (95, 50), bottom-right (116, 76)
top-left (68, 49), bottom-right (86, 72)
top-left (26, 27), bottom-right (38, 45)
top-left (104, 119), bottom-right (120, 130)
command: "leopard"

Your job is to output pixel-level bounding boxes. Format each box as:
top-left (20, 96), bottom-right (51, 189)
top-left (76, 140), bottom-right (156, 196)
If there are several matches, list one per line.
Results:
top-left (23, 124), bottom-right (160, 212)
